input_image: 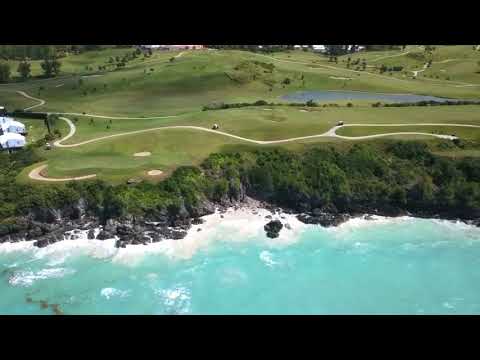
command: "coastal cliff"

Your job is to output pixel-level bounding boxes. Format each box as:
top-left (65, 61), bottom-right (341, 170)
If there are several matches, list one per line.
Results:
top-left (1, 141), bottom-right (480, 247)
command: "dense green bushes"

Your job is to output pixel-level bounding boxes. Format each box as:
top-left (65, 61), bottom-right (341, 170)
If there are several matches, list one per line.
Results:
top-left (202, 100), bottom-right (322, 111)
top-left (2, 141), bottom-right (480, 234)
top-left (199, 143), bottom-right (480, 218)
top-left (373, 100), bottom-right (480, 108)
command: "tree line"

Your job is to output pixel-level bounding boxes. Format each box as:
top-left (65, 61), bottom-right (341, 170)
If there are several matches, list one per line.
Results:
top-left (0, 57), bottom-right (61, 83)
top-left (0, 45), bottom-right (130, 61)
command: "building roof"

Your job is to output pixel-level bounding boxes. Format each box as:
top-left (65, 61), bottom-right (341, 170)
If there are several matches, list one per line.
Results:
top-left (1, 119), bottom-right (26, 134)
top-left (0, 116), bottom-right (15, 124)
top-left (0, 132), bottom-right (26, 145)
top-left (2, 120), bottom-right (25, 129)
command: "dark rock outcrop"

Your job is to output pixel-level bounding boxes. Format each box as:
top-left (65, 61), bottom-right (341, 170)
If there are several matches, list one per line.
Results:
top-left (191, 218), bottom-right (204, 225)
top-left (297, 212), bottom-right (350, 227)
top-left (87, 229), bottom-right (95, 239)
top-left (97, 230), bottom-right (114, 240)
top-left (264, 220), bottom-right (283, 238)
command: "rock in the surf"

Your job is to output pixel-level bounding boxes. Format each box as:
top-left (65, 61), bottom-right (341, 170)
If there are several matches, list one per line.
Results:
top-left (264, 220), bottom-right (283, 238)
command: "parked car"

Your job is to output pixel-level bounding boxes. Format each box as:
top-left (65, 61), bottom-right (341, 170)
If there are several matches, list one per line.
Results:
top-left (337, 121), bottom-right (344, 126)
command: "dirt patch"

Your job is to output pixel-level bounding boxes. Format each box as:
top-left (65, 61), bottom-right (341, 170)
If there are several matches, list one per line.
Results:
top-left (147, 170), bottom-right (163, 176)
top-left (134, 152), bottom-right (151, 157)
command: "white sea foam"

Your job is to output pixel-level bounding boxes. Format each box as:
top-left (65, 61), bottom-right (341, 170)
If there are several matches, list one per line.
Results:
top-left (156, 286), bottom-right (191, 314)
top-left (8, 267), bottom-right (76, 287)
top-left (3, 210), bottom-right (478, 268)
top-left (329, 215), bottom-right (413, 233)
top-left (0, 241), bottom-right (36, 255)
top-left (112, 207), bottom-right (307, 265)
top-left (259, 250), bottom-right (278, 268)
top-left (100, 287), bottom-right (131, 300)
top-left (34, 236), bottom-right (118, 265)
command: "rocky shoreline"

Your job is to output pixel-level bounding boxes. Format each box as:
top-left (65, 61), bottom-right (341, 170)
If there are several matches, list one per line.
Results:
top-left (1, 195), bottom-right (479, 249)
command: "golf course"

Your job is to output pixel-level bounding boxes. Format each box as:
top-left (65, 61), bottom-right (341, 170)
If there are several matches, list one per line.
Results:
top-left (1, 45), bottom-right (480, 184)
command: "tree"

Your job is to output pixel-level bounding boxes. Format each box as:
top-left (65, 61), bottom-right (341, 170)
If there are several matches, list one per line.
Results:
top-left (17, 61), bottom-right (31, 80)
top-left (41, 57), bottom-right (62, 77)
top-left (0, 62), bottom-right (11, 83)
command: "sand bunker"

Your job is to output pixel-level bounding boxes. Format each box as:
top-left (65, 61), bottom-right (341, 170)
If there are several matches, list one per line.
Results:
top-left (263, 108), bottom-right (273, 111)
top-left (299, 110), bottom-right (308, 112)
top-left (134, 152), bottom-right (151, 157)
top-left (147, 170), bottom-right (163, 176)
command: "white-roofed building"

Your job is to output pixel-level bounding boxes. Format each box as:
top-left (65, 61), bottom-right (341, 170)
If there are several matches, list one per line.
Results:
top-left (0, 133), bottom-right (26, 149)
top-left (1, 118), bottom-right (26, 135)
top-left (312, 45), bottom-right (326, 53)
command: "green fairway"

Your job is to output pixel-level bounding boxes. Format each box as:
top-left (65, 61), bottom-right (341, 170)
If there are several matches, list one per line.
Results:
top-left (59, 105), bottom-right (480, 144)
top-left (18, 128), bottom-right (254, 184)
top-left (14, 104), bottom-right (479, 183)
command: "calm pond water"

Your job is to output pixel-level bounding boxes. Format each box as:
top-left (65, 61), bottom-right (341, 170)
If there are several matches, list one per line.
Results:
top-left (281, 90), bottom-right (455, 103)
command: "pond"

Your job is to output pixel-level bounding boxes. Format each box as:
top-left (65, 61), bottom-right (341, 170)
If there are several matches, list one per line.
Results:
top-left (281, 90), bottom-right (455, 103)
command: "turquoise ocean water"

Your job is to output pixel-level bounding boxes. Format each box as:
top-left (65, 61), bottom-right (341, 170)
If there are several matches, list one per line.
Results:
top-left (1, 211), bottom-right (480, 315)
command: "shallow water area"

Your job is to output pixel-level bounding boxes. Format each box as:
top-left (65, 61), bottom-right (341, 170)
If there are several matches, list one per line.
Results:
top-left (1, 209), bottom-right (480, 315)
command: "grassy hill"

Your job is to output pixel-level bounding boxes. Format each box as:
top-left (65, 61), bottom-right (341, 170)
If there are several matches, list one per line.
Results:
top-left (1, 46), bottom-right (479, 184)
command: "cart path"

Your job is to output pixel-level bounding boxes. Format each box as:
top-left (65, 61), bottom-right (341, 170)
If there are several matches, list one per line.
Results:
top-left (18, 91), bottom-right (47, 110)
top-left (55, 117), bottom-right (478, 148)
top-left (251, 52), bottom-right (480, 88)
top-left (28, 164), bottom-right (96, 182)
